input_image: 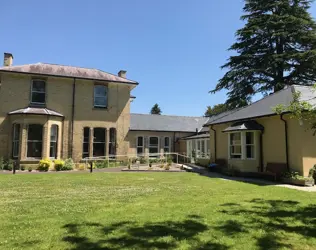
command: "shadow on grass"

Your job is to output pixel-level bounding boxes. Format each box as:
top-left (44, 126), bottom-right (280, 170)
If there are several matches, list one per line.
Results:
top-left (62, 215), bottom-right (229, 250)
top-left (220, 199), bottom-right (316, 249)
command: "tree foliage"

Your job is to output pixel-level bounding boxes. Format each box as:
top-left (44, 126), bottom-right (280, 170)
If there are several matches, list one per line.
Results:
top-left (150, 103), bottom-right (162, 115)
top-left (211, 0), bottom-right (316, 109)
top-left (273, 85), bottom-right (316, 134)
top-left (204, 103), bottom-right (229, 117)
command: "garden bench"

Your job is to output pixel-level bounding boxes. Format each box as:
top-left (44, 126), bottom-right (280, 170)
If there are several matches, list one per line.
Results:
top-left (259, 162), bottom-right (287, 181)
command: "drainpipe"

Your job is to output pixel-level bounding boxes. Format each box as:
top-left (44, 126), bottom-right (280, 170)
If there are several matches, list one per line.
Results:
top-left (280, 114), bottom-right (289, 170)
top-left (210, 125), bottom-right (216, 162)
top-left (70, 78), bottom-right (76, 158)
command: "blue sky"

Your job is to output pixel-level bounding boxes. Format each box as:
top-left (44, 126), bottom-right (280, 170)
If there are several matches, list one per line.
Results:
top-left (2, 0), bottom-right (316, 116)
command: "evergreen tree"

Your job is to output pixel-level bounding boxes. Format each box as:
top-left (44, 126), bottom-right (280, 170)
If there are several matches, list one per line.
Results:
top-left (211, 0), bottom-right (316, 108)
top-left (150, 103), bottom-right (162, 115)
top-left (204, 103), bottom-right (229, 117)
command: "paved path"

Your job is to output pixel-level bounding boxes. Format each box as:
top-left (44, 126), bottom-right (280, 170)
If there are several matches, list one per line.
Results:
top-left (187, 164), bottom-right (316, 192)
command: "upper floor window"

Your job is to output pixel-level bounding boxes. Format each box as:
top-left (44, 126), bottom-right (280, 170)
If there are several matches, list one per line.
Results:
top-left (94, 85), bottom-right (107, 108)
top-left (31, 80), bottom-right (46, 104)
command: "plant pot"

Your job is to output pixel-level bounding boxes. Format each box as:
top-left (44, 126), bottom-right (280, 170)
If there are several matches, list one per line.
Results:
top-left (282, 178), bottom-right (314, 187)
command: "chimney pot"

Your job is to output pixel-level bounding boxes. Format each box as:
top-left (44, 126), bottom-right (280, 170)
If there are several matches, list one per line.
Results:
top-left (3, 53), bottom-right (13, 67)
top-left (118, 70), bottom-right (127, 78)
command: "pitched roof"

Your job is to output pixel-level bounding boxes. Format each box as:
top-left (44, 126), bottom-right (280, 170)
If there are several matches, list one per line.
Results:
top-left (205, 85), bottom-right (316, 126)
top-left (8, 107), bottom-right (63, 117)
top-left (0, 63), bottom-right (138, 85)
top-left (181, 133), bottom-right (210, 140)
top-left (130, 113), bottom-right (208, 132)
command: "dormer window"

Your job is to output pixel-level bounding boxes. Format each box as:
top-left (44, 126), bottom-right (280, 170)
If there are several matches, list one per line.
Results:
top-left (94, 85), bottom-right (107, 108)
top-left (31, 80), bottom-right (46, 105)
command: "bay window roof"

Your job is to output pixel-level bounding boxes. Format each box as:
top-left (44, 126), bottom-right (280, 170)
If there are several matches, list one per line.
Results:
top-left (223, 120), bottom-right (264, 133)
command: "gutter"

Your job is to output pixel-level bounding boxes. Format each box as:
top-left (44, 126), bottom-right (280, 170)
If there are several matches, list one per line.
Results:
top-left (70, 78), bottom-right (76, 158)
top-left (210, 125), bottom-right (217, 161)
top-left (280, 114), bottom-right (289, 170)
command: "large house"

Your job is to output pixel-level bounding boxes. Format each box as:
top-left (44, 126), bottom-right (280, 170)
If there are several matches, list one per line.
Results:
top-left (0, 53), bottom-right (210, 165)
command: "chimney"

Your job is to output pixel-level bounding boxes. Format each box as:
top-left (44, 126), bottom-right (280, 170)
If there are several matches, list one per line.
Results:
top-left (3, 53), bottom-right (13, 67)
top-left (118, 70), bottom-right (127, 78)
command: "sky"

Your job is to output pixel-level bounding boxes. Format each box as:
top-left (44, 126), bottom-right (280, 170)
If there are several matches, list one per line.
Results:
top-left (2, 0), bottom-right (316, 116)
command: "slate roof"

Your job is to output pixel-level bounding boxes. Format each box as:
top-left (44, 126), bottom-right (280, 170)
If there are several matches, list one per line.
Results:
top-left (8, 107), bottom-right (64, 117)
top-left (205, 85), bottom-right (316, 126)
top-left (222, 121), bottom-right (264, 132)
top-left (181, 133), bottom-right (210, 140)
top-left (0, 63), bottom-right (138, 85)
top-left (130, 114), bottom-right (208, 132)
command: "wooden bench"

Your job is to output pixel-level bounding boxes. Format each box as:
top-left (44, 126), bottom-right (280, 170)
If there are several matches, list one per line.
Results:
top-left (259, 162), bottom-right (287, 181)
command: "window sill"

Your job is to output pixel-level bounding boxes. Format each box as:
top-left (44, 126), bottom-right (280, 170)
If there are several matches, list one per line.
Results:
top-left (29, 103), bottom-right (46, 108)
top-left (93, 107), bottom-right (108, 110)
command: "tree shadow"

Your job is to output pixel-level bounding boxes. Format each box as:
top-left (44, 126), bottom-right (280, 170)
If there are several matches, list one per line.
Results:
top-left (218, 199), bottom-right (316, 249)
top-left (62, 215), bottom-right (229, 250)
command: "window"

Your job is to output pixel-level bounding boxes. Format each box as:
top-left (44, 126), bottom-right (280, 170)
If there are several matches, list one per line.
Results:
top-left (93, 128), bottom-right (106, 157)
top-left (228, 132), bottom-right (255, 160)
top-left (94, 85), bottom-right (107, 108)
top-left (164, 137), bottom-right (170, 153)
top-left (82, 127), bottom-right (90, 158)
top-left (109, 128), bottom-right (116, 156)
top-left (245, 132), bottom-right (255, 159)
top-left (149, 137), bottom-right (159, 155)
top-left (12, 124), bottom-right (20, 158)
top-left (27, 124), bottom-right (43, 158)
top-left (229, 133), bottom-right (242, 159)
top-left (50, 125), bottom-right (58, 158)
top-left (31, 80), bottom-right (46, 104)
top-left (137, 136), bottom-right (144, 156)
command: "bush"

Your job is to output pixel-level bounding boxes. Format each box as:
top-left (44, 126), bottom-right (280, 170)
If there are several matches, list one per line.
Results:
top-left (149, 162), bottom-right (152, 168)
top-left (164, 165), bottom-right (170, 170)
top-left (94, 160), bottom-right (109, 169)
top-left (282, 170), bottom-right (313, 181)
top-left (38, 159), bottom-right (51, 171)
top-left (139, 157), bottom-right (148, 164)
top-left (0, 157), bottom-right (4, 170)
top-left (28, 167), bottom-right (32, 172)
top-left (63, 158), bottom-right (75, 171)
top-left (309, 165), bottom-right (316, 181)
top-left (159, 164), bottom-right (164, 168)
top-left (4, 159), bottom-right (14, 171)
top-left (20, 165), bottom-right (26, 171)
top-left (54, 159), bottom-right (65, 171)
top-left (167, 157), bottom-right (172, 166)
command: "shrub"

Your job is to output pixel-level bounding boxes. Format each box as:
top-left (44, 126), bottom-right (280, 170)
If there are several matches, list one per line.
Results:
top-left (54, 159), bottom-right (65, 171)
top-left (20, 165), bottom-right (26, 171)
top-left (309, 165), bottom-right (316, 181)
top-left (28, 167), bottom-right (32, 172)
top-left (94, 160), bottom-right (109, 169)
top-left (139, 157), bottom-right (148, 164)
top-left (3, 159), bottom-right (14, 171)
top-left (38, 159), bottom-right (51, 171)
top-left (0, 157), bottom-right (4, 170)
top-left (63, 158), bottom-right (75, 170)
top-left (164, 165), bottom-right (170, 170)
top-left (159, 164), bottom-right (164, 168)
top-left (282, 170), bottom-right (313, 181)
top-left (167, 157), bottom-right (172, 166)
top-left (149, 162), bottom-right (152, 168)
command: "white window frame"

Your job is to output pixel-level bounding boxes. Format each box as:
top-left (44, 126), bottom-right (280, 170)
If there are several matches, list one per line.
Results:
top-left (26, 124), bottom-right (43, 159)
top-left (149, 136), bottom-right (159, 156)
top-left (94, 85), bottom-right (108, 108)
top-left (164, 136), bottom-right (171, 153)
top-left (49, 124), bottom-right (58, 159)
top-left (136, 136), bottom-right (144, 156)
top-left (31, 79), bottom-right (46, 105)
top-left (228, 131), bottom-right (256, 160)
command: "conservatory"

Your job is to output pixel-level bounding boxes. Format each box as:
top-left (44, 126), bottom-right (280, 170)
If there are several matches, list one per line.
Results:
top-left (184, 133), bottom-right (210, 159)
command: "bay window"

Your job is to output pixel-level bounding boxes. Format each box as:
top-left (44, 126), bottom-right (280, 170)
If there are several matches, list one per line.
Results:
top-left (82, 127), bottom-right (90, 158)
top-left (27, 124), bottom-right (43, 158)
top-left (229, 132), bottom-right (255, 160)
top-left (12, 124), bottom-right (20, 159)
top-left (109, 128), bottom-right (116, 156)
top-left (50, 125), bottom-right (58, 158)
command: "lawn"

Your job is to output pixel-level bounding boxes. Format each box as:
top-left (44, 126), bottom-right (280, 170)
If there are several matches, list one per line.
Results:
top-left (0, 172), bottom-right (315, 250)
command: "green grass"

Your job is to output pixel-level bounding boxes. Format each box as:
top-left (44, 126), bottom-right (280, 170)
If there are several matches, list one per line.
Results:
top-left (0, 172), bottom-right (316, 250)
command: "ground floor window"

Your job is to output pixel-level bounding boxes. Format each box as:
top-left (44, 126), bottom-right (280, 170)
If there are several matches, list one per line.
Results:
top-left (137, 136), bottom-right (144, 156)
top-left (109, 128), bottom-right (116, 156)
top-left (186, 139), bottom-right (210, 158)
top-left (229, 131), bottom-right (255, 160)
top-left (149, 137), bottom-right (159, 155)
top-left (50, 125), bottom-right (58, 158)
top-left (93, 128), bottom-right (106, 157)
top-left (82, 127), bottom-right (90, 158)
top-left (27, 124), bottom-right (43, 158)
top-left (12, 124), bottom-right (20, 159)
top-left (164, 137), bottom-right (170, 153)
